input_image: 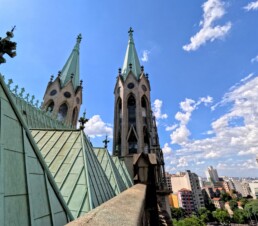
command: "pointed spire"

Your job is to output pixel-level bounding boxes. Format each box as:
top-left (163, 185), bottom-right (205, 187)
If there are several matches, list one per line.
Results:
top-left (59, 34), bottom-right (82, 90)
top-left (121, 27), bottom-right (141, 80)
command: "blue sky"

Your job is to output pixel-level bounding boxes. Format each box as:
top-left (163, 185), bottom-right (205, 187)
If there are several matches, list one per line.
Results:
top-left (1, 0), bottom-right (258, 177)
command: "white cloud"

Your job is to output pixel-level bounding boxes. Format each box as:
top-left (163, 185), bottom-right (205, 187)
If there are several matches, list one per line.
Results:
top-left (251, 55), bottom-right (258, 63)
top-left (244, 1), bottom-right (258, 11)
top-left (168, 75), bottom-right (258, 175)
top-left (196, 161), bottom-right (205, 165)
top-left (171, 125), bottom-right (191, 144)
top-left (165, 124), bottom-right (178, 131)
top-left (170, 96), bottom-right (212, 144)
top-left (153, 99), bottom-right (168, 120)
top-left (183, 0), bottom-right (231, 51)
top-left (141, 50), bottom-right (150, 62)
top-left (162, 143), bottom-right (172, 154)
top-left (84, 115), bottom-right (113, 138)
top-left (177, 157), bottom-right (188, 167)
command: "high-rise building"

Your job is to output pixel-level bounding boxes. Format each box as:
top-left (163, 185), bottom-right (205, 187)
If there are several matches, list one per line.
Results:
top-left (205, 166), bottom-right (219, 183)
top-left (178, 189), bottom-right (195, 215)
top-left (171, 170), bottom-right (204, 211)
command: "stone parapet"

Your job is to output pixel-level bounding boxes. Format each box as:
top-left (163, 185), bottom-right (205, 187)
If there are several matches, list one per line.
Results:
top-left (66, 184), bottom-right (146, 226)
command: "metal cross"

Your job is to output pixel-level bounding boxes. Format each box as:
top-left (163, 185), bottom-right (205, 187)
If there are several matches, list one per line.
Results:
top-left (103, 135), bottom-right (110, 149)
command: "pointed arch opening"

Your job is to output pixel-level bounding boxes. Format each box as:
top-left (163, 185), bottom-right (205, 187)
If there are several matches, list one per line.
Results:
top-left (57, 103), bottom-right (68, 121)
top-left (72, 107), bottom-right (78, 126)
top-left (115, 97), bottom-right (122, 155)
top-left (46, 100), bottom-right (54, 112)
top-left (127, 94), bottom-right (136, 127)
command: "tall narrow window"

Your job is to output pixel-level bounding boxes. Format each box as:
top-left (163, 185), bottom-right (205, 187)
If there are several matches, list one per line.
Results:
top-left (141, 97), bottom-right (147, 126)
top-left (128, 95), bottom-right (136, 126)
top-left (72, 107), bottom-right (78, 125)
top-left (58, 103), bottom-right (68, 121)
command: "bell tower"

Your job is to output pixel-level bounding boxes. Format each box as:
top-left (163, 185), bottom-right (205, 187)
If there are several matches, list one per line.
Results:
top-left (113, 28), bottom-right (160, 178)
top-left (42, 34), bottom-right (83, 127)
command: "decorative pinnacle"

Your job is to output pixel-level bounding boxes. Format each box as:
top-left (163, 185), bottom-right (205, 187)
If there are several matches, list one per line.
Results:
top-left (50, 75), bottom-right (54, 82)
top-left (103, 135), bottom-right (110, 149)
top-left (70, 73), bottom-right (74, 79)
top-left (78, 111), bottom-right (88, 130)
top-left (118, 68), bottom-right (121, 75)
top-left (77, 34), bottom-right (82, 44)
top-left (58, 71), bottom-right (61, 77)
top-left (80, 80), bottom-right (83, 86)
top-left (141, 66), bottom-right (144, 72)
top-left (129, 63), bottom-right (132, 70)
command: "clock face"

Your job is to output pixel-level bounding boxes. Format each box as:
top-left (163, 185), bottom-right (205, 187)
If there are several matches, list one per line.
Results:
top-left (142, 85), bottom-right (147, 92)
top-left (127, 83), bottom-right (134, 89)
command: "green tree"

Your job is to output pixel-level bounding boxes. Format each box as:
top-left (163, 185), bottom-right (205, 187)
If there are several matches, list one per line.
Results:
top-left (244, 200), bottom-right (258, 220)
top-left (170, 207), bottom-right (186, 221)
top-left (212, 209), bottom-right (231, 225)
top-left (173, 215), bottom-right (205, 226)
top-left (220, 192), bottom-right (232, 202)
top-left (198, 207), bottom-right (214, 223)
top-left (229, 199), bottom-right (238, 211)
top-left (239, 198), bottom-right (249, 208)
top-left (232, 209), bottom-right (248, 224)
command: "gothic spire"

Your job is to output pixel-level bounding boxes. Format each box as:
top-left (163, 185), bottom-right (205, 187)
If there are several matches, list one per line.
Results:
top-left (59, 34), bottom-right (82, 90)
top-left (121, 27), bottom-right (141, 80)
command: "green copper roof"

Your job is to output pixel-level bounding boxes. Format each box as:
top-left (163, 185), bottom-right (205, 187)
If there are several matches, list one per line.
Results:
top-left (31, 129), bottom-right (116, 218)
top-left (60, 34), bottom-right (81, 90)
top-left (0, 76), bottom-right (73, 226)
top-left (94, 148), bottom-right (127, 195)
top-left (122, 28), bottom-right (142, 80)
top-left (112, 156), bottom-right (133, 188)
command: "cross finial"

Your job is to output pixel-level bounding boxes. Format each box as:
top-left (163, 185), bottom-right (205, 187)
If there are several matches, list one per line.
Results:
top-left (103, 135), bottom-right (110, 149)
top-left (77, 34), bottom-right (82, 44)
top-left (128, 27), bottom-right (134, 38)
top-left (78, 110), bottom-right (88, 130)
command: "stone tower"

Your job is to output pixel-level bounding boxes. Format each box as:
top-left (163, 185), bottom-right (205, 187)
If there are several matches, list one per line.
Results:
top-left (42, 34), bottom-right (83, 127)
top-left (113, 28), bottom-right (161, 179)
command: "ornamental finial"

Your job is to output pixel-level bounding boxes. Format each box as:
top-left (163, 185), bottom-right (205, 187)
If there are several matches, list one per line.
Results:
top-left (78, 110), bottom-right (88, 130)
top-left (128, 27), bottom-right (134, 36)
top-left (103, 135), bottom-right (110, 149)
top-left (77, 34), bottom-right (82, 44)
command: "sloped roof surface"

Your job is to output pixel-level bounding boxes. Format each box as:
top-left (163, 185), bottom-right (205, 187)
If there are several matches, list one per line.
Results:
top-left (0, 76), bottom-right (73, 226)
top-left (31, 129), bottom-right (115, 218)
top-left (93, 148), bottom-right (127, 195)
top-left (112, 156), bottom-right (133, 188)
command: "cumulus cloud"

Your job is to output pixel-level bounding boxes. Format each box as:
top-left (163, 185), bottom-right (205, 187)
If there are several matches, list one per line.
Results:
top-left (170, 96), bottom-right (213, 144)
top-left (162, 143), bottom-right (172, 154)
top-left (168, 75), bottom-right (258, 175)
top-left (165, 124), bottom-right (178, 131)
top-left (251, 55), bottom-right (258, 63)
top-left (141, 50), bottom-right (150, 62)
top-left (84, 115), bottom-right (113, 138)
top-left (177, 157), bottom-right (189, 167)
top-left (244, 1), bottom-right (258, 11)
top-left (153, 99), bottom-right (168, 120)
top-left (183, 0), bottom-right (231, 51)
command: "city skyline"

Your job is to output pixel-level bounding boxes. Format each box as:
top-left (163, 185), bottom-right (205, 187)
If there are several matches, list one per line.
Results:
top-left (1, 0), bottom-right (258, 177)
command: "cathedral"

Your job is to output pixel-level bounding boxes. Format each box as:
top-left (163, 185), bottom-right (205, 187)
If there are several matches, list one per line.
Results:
top-left (0, 28), bottom-right (171, 225)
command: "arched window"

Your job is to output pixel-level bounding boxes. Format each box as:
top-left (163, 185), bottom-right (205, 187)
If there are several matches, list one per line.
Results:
top-left (47, 101), bottom-right (54, 112)
top-left (127, 95), bottom-right (137, 154)
top-left (57, 103), bottom-right (68, 121)
top-left (128, 95), bottom-right (136, 126)
top-left (72, 107), bottom-right (78, 126)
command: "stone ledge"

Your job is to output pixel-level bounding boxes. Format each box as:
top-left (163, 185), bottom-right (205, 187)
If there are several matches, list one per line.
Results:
top-left (66, 184), bottom-right (146, 226)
